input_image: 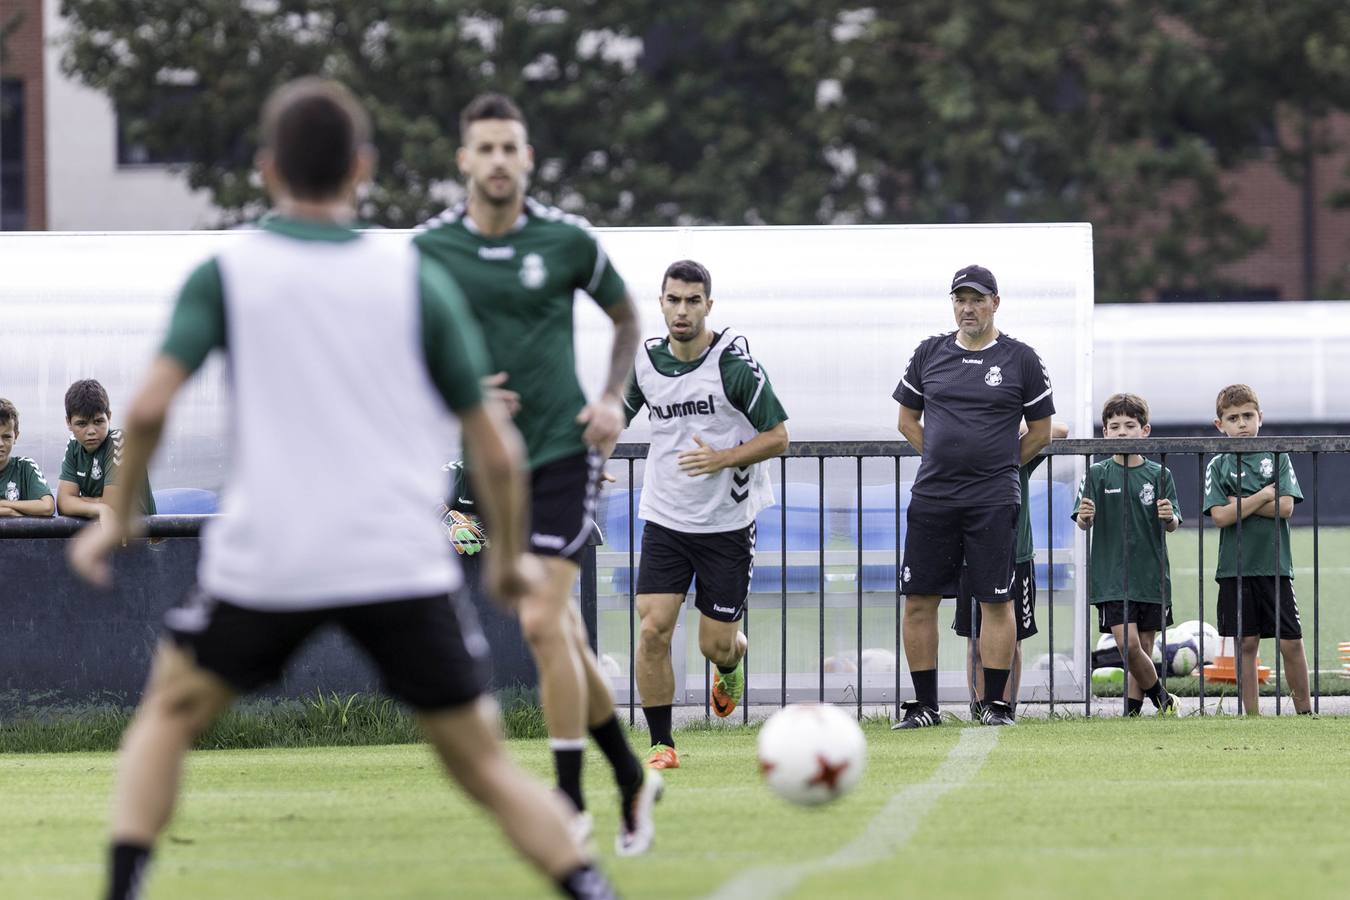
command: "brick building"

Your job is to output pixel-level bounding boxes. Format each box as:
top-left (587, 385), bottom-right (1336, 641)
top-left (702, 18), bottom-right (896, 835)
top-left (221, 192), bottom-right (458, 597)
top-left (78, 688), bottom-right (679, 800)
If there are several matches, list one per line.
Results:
top-left (0, 0), bottom-right (46, 229)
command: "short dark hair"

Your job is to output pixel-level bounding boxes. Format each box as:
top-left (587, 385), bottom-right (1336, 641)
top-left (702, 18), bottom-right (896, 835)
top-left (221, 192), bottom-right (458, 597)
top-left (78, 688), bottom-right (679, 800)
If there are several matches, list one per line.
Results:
top-left (65, 380), bottom-right (111, 421)
top-left (260, 77), bottom-right (371, 201)
top-left (662, 259), bottom-right (712, 297)
top-left (1101, 393), bottom-right (1149, 429)
top-left (459, 93), bottom-right (526, 141)
top-left (0, 398), bottom-right (17, 430)
top-left (1215, 383), bottom-right (1260, 418)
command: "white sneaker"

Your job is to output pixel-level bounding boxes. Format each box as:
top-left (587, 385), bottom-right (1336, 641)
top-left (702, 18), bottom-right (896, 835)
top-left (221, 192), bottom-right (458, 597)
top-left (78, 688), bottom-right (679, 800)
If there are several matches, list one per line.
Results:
top-left (569, 810), bottom-right (594, 851)
top-left (615, 769), bottom-right (663, 857)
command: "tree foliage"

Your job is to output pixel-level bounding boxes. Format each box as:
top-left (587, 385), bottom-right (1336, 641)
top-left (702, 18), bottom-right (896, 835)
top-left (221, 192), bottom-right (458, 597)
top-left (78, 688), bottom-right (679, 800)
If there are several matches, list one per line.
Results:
top-left (59, 0), bottom-right (1350, 299)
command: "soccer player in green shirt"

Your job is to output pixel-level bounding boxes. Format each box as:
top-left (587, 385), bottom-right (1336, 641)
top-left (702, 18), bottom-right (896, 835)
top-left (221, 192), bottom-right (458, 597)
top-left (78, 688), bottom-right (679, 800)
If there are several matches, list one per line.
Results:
top-left (1203, 383), bottom-right (1311, 716)
top-left (1072, 394), bottom-right (1179, 717)
top-left (0, 398), bottom-right (55, 517)
top-left (57, 379), bottom-right (156, 521)
top-left (416, 94), bottom-right (657, 855)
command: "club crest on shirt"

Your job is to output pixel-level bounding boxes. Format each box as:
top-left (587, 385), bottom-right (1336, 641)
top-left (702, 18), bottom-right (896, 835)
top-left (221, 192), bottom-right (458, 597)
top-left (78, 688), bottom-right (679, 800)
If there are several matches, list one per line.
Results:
top-left (92, 458), bottom-right (102, 480)
top-left (902, 566), bottom-right (911, 583)
top-left (984, 366), bottom-right (1002, 386)
top-left (4, 481), bottom-right (16, 501)
top-left (1259, 456), bottom-right (1274, 479)
top-left (519, 253), bottom-right (547, 289)
top-left (1138, 482), bottom-right (1155, 506)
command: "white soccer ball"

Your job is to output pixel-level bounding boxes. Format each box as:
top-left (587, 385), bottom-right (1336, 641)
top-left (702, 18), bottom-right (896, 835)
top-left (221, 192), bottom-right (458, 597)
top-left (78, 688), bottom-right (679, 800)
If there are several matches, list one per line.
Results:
top-left (1168, 641), bottom-right (1199, 676)
top-left (757, 704), bottom-right (866, 806)
top-left (1096, 633), bottom-right (1117, 652)
top-left (598, 653), bottom-right (622, 678)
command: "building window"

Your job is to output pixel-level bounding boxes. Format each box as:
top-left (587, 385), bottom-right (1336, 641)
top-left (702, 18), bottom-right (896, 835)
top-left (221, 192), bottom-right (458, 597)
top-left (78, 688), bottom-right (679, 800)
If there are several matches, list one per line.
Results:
top-left (115, 85), bottom-right (199, 167)
top-left (1, 78), bottom-right (24, 230)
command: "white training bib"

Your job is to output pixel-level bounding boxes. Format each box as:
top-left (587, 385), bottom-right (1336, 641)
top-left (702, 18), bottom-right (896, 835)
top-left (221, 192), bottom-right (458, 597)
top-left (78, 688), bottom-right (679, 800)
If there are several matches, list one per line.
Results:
top-left (635, 329), bottom-right (775, 533)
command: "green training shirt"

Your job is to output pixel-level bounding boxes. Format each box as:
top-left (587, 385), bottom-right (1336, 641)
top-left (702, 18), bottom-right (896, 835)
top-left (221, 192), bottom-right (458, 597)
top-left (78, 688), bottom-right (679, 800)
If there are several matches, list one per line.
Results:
top-left (415, 199), bottom-right (628, 469)
top-left (1014, 457), bottom-right (1047, 564)
top-left (1072, 457), bottom-right (1180, 604)
top-left (59, 430), bottom-right (157, 515)
top-left (622, 331), bottom-right (789, 431)
top-left (1202, 452), bottom-right (1302, 579)
top-left (1, 456), bottom-right (54, 505)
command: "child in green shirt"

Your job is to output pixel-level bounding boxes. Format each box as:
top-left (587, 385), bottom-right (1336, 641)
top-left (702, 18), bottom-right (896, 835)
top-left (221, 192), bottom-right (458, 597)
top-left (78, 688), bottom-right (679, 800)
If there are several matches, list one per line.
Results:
top-left (1073, 394), bottom-right (1179, 716)
top-left (57, 379), bottom-right (156, 520)
top-left (0, 398), bottom-right (56, 517)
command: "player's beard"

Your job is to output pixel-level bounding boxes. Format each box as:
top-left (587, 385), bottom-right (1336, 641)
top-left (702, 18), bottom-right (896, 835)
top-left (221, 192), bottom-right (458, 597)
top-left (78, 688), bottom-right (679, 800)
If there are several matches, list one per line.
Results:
top-left (475, 173), bottom-right (525, 207)
top-left (670, 322), bottom-right (703, 343)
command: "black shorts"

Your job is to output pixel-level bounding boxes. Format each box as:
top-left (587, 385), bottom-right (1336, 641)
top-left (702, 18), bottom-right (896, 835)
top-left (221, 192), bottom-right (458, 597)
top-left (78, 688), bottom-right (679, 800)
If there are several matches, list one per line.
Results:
top-left (901, 497), bottom-right (1018, 603)
top-left (164, 587), bottom-right (488, 711)
top-left (1217, 576), bottom-right (1302, 639)
top-left (635, 521), bottom-right (755, 623)
top-left (953, 559), bottom-right (1037, 640)
top-left (1096, 600), bottom-right (1174, 634)
top-left (530, 449), bottom-right (602, 563)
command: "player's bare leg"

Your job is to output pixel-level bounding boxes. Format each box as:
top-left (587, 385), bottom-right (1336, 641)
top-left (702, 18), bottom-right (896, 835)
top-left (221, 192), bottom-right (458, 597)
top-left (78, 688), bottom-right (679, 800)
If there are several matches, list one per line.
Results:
top-left (519, 559), bottom-right (590, 814)
top-left (894, 594), bottom-right (943, 728)
top-left (420, 696), bottom-right (617, 897)
top-left (542, 556), bottom-right (660, 855)
top-left (1279, 638), bottom-right (1312, 713)
top-left (975, 601), bottom-right (1017, 724)
top-left (700, 615), bottom-right (747, 718)
top-left (1007, 641), bottom-right (1023, 706)
top-left (106, 641), bottom-right (235, 899)
top-left (636, 594), bottom-right (683, 767)
top-left (1237, 635), bottom-right (1261, 715)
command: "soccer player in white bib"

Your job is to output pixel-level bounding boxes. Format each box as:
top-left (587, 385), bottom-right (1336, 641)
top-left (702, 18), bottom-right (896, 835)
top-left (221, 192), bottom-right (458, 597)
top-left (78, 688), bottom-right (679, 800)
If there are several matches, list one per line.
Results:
top-left (623, 260), bottom-right (789, 769)
top-left (68, 79), bottom-right (617, 900)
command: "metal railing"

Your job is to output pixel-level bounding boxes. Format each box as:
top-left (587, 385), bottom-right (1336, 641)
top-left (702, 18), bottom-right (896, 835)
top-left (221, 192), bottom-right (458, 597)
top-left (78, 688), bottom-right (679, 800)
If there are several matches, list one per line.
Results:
top-left (597, 436), bottom-right (1350, 721)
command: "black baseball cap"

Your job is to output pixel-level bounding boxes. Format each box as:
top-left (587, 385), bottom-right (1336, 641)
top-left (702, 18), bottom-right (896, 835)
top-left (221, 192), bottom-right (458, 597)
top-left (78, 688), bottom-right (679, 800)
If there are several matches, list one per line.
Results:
top-left (951, 264), bottom-right (998, 295)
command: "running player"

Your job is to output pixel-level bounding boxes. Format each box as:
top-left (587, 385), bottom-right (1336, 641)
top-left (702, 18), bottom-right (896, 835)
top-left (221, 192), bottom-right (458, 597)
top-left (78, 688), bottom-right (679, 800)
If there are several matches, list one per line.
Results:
top-left (415, 94), bottom-right (658, 854)
top-left (68, 78), bottom-right (616, 900)
top-left (623, 260), bottom-right (789, 769)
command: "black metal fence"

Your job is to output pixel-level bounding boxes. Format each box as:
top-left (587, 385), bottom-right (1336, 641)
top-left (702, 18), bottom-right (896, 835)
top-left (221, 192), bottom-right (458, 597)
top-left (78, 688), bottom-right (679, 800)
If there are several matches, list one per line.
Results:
top-left (598, 436), bottom-right (1350, 722)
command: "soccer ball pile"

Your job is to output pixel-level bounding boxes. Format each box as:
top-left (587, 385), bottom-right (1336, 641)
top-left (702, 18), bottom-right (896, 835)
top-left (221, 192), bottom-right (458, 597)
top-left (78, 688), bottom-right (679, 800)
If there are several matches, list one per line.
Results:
top-left (757, 703), bottom-right (866, 806)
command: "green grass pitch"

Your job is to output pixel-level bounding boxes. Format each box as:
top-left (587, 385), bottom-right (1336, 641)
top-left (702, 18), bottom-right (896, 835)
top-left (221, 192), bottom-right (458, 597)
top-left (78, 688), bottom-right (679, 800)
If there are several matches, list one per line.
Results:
top-left (3, 717), bottom-right (1347, 898)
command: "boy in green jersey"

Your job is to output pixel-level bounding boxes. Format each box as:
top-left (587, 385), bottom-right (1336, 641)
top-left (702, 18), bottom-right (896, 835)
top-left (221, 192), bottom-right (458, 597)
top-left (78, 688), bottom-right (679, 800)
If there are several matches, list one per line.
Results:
top-left (1073, 394), bottom-right (1179, 716)
top-left (57, 379), bottom-right (156, 520)
top-left (0, 398), bottom-right (55, 517)
top-left (1203, 384), bottom-right (1311, 715)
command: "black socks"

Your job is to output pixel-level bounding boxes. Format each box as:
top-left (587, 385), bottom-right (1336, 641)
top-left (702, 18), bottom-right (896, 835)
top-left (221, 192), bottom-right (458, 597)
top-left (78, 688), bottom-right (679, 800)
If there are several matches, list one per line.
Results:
top-left (982, 667), bottom-right (1011, 705)
top-left (108, 842), bottom-right (151, 900)
top-left (911, 669), bottom-right (938, 711)
top-left (643, 705), bottom-right (674, 749)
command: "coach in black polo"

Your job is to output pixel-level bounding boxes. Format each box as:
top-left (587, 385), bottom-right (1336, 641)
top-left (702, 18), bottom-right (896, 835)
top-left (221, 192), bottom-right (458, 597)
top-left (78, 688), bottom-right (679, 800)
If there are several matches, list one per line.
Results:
top-left (892, 264), bottom-right (1055, 728)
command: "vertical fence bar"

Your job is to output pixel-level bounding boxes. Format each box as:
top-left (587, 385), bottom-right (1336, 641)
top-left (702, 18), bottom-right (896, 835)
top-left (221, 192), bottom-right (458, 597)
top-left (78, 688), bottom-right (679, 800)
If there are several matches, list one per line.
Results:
top-left (627, 457), bottom-right (636, 726)
top-left (1047, 455), bottom-right (1055, 717)
top-left (1313, 453), bottom-right (1320, 714)
top-left (1273, 452), bottom-right (1283, 716)
top-left (780, 456), bottom-right (788, 709)
top-left (856, 456), bottom-right (864, 720)
top-left (1158, 453), bottom-right (1169, 711)
top-left (895, 455), bottom-right (903, 720)
top-left (1197, 453), bottom-right (1206, 715)
top-left (1235, 453), bottom-right (1245, 716)
top-left (1084, 451), bottom-right (1092, 718)
top-left (818, 456), bottom-right (826, 704)
top-left (1120, 454), bottom-right (1130, 717)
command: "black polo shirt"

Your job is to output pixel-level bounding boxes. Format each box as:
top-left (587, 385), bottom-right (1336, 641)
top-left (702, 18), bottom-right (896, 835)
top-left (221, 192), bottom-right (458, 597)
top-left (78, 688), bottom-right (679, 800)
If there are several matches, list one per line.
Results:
top-left (894, 331), bottom-right (1055, 507)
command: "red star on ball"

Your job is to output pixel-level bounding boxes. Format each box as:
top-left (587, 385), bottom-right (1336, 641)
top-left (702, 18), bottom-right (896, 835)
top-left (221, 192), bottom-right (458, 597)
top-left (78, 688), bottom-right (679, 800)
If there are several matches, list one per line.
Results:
top-left (807, 755), bottom-right (849, 792)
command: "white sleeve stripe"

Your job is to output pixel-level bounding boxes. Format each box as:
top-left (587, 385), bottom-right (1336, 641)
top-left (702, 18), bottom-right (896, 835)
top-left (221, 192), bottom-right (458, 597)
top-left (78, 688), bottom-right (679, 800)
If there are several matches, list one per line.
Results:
top-left (746, 379), bottom-right (765, 412)
top-left (1023, 387), bottom-right (1053, 407)
top-left (586, 243), bottom-right (609, 295)
top-left (900, 377), bottom-right (923, 397)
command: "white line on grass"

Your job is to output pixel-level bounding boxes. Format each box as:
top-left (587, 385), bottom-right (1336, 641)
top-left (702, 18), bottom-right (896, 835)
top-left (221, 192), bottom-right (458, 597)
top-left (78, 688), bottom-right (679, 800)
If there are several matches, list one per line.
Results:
top-left (703, 727), bottom-right (999, 900)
